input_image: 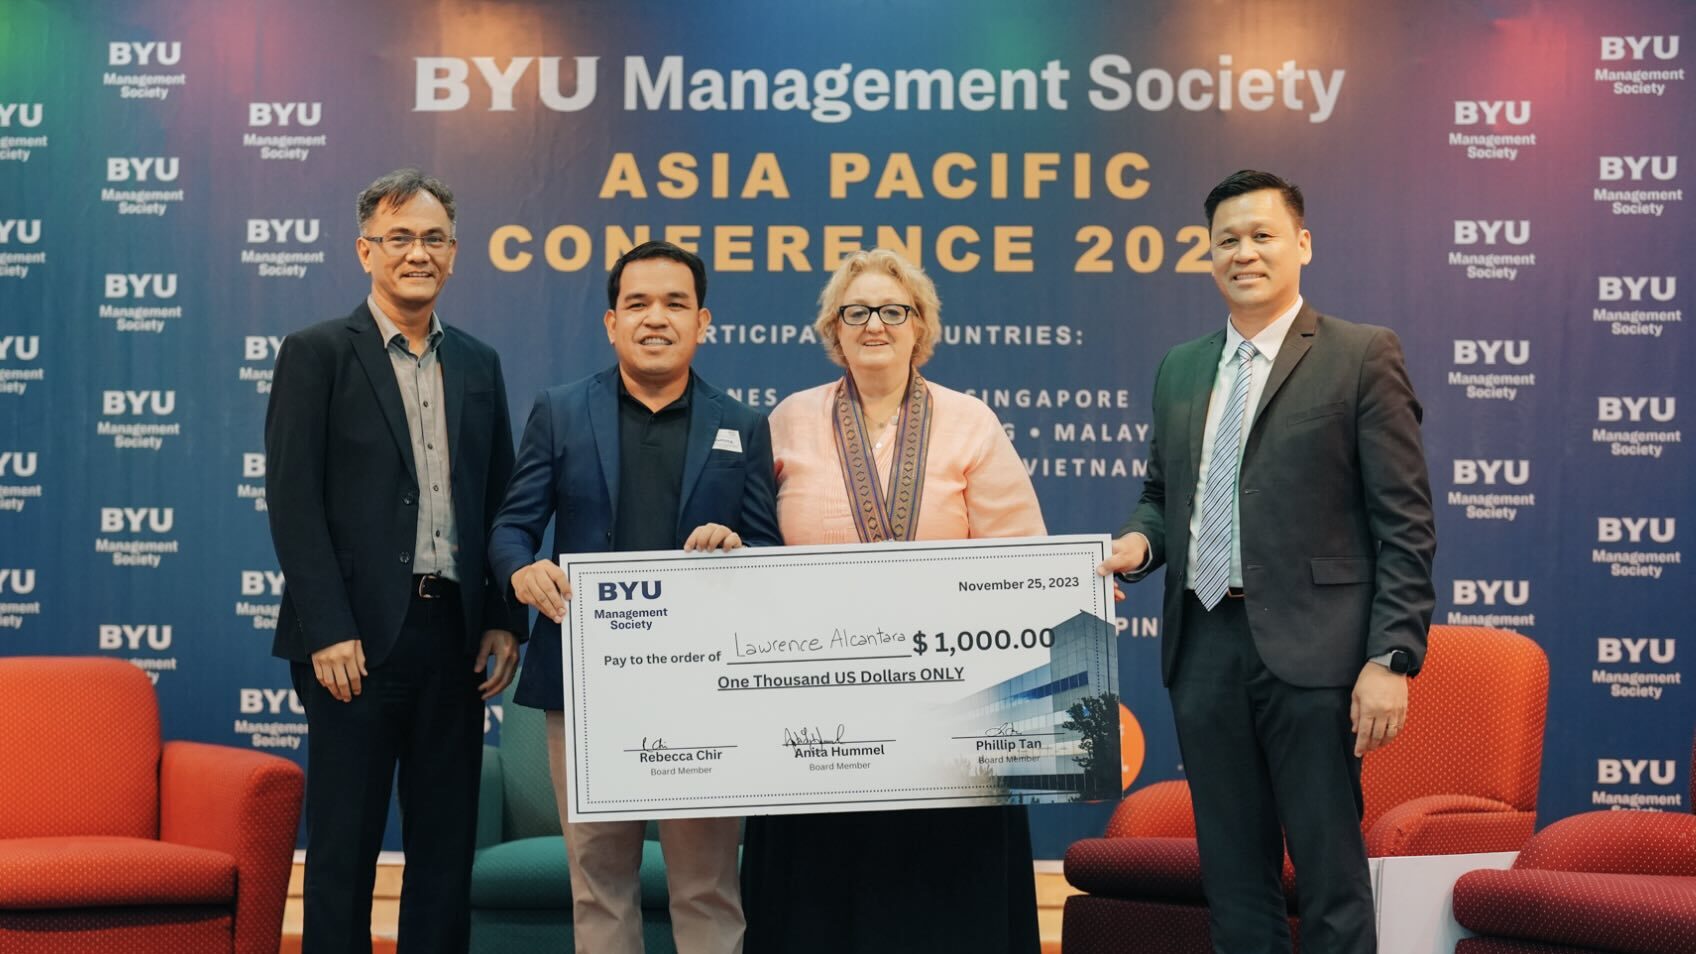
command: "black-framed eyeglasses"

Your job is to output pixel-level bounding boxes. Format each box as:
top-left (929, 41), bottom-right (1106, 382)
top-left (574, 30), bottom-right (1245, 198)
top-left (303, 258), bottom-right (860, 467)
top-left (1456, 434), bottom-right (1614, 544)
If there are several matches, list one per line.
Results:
top-left (838, 303), bottom-right (915, 326)
top-left (362, 233), bottom-right (456, 256)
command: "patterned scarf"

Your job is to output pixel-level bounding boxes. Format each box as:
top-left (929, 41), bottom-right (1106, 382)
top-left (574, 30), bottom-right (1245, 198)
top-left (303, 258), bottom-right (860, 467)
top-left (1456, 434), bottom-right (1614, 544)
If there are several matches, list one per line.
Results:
top-left (832, 368), bottom-right (934, 542)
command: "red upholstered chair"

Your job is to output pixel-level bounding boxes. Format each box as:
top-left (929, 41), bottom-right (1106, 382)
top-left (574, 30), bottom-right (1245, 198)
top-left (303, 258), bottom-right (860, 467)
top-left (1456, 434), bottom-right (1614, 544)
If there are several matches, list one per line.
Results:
top-left (1450, 732), bottom-right (1696, 954)
top-left (1062, 626), bottom-right (1549, 954)
top-left (0, 657), bottom-right (304, 954)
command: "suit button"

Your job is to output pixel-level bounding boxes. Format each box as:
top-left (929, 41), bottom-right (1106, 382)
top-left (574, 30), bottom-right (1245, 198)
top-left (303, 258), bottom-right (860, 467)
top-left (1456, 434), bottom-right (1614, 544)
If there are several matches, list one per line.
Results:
top-left (399, 552), bottom-right (411, 564)
top-left (604, 530), bottom-right (613, 541)
top-left (402, 493), bottom-right (417, 506)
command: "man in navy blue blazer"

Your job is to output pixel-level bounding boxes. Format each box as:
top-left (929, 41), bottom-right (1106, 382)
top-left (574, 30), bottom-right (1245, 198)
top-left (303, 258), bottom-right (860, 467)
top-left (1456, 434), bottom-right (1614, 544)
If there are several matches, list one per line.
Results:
top-left (488, 241), bottom-right (779, 954)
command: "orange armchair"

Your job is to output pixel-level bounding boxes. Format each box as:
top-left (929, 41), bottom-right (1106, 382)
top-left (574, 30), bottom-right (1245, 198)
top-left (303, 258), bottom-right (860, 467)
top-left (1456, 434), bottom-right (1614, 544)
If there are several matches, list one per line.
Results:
top-left (1063, 626), bottom-right (1549, 954)
top-left (0, 657), bottom-right (304, 954)
top-left (1451, 732), bottom-right (1696, 954)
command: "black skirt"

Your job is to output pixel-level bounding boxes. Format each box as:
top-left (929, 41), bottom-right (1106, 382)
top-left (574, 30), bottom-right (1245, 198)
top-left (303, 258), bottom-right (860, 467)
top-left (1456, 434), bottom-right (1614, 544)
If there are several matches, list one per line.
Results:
top-left (741, 805), bottom-right (1041, 954)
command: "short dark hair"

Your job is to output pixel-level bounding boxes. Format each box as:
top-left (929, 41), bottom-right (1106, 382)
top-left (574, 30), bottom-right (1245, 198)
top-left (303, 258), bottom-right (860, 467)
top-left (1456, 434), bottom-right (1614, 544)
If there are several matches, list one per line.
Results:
top-left (1204, 170), bottom-right (1304, 228)
top-left (356, 168), bottom-right (457, 234)
top-left (607, 241), bottom-right (708, 309)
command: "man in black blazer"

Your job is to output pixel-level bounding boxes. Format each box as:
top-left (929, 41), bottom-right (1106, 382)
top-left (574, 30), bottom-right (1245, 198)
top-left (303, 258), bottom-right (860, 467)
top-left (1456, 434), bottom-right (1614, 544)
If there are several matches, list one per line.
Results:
top-left (489, 241), bottom-right (779, 954)
top-left (266, 169), bottom-right (525, 954)
top-left (1100, 170), bottom-right (1436, 954)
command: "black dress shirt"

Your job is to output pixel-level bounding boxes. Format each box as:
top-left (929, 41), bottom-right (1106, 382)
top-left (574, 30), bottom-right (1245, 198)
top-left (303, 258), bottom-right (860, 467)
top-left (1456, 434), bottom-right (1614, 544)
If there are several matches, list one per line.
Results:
top-left (614, 374), bottom-right (691, 551)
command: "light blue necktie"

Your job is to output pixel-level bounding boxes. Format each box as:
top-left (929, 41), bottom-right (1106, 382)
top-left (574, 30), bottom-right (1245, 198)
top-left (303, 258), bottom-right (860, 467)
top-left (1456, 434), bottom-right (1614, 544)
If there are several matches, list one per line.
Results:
top-left (1194, 340), bottom-right (1259, 609)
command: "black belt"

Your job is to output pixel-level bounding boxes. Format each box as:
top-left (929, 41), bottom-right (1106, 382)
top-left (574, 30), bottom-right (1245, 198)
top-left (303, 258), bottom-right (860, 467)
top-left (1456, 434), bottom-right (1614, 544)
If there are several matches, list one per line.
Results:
top-left (414, 574), bottom-right (458, 600)
top-left (1188, 586), bottom-right (1246, 601)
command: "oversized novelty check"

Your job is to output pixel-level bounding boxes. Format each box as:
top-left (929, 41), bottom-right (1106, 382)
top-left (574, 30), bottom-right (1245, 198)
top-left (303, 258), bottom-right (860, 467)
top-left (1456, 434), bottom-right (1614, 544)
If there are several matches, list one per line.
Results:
top-left (558, 535), bottom-right (1120, 821)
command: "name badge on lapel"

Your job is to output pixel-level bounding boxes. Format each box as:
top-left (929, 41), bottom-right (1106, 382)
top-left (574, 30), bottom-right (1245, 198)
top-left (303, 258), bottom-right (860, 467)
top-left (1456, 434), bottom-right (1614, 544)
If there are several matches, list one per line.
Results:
top-left (712, 428), bottom-right (743, 454)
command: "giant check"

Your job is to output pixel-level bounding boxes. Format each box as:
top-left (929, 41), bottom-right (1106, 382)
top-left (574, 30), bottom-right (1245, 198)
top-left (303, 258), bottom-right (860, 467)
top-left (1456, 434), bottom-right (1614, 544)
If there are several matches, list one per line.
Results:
top-left (558, 535), bottom-right (1120, 821)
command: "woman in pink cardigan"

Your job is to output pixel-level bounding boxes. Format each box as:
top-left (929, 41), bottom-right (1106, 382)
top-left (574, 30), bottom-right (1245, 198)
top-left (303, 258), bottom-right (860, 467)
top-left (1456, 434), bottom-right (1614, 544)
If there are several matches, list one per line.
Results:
top-left (740, 248), bottom-right (1045, 954)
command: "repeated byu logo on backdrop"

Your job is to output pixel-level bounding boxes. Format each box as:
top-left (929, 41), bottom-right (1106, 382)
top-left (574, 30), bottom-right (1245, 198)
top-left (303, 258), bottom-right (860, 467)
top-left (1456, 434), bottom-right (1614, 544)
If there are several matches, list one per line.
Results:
top-left (243, 218), bottom-right (324, 280)
top-left (104, 40), bottom-right (187, 101)
top-left (0, 450), bottom-right (41, 515)
top-left (1448, 579), bottom-right (1535, 631)
top-left (0, 335), bottom-right (42, 397)
top-left (102, 272), bottom-right (182, 334)
top-left (0, 568), bottom-right (40, 634)
top-left (244, 101), bottom-right (327, 162)
top-left (1448, 458), bottom-right (1533, 523)
top-left (1596, 275), bottom-right (1681, 339)
top-left (1450, 100), bottom-right (1534, 162)
top-left (236, 687), bottom-right (307, 751)
top-left (1595, 636), bottom-right (1680, 703)
top-left (1450, 219), bottom-right (1533, 282)
top-left (1597, 35), bottom-right (1683, 98)
top-left (1594, 517), bottom-right (1680, 580)
top-left (95, 506), bottom-right (179, 569)
top-left (1596, 155), bottom-right (1682, 218)
top-left (101, 156), bottom-right (183, 217)
top-left (236, 569), bottom-right (284, 632)
top-left (98, 623), bottom-right (179, 685)
top-left (1593, 396), bottom-right (1679, 459)
top-left (1449, 339), bottom-right (1533, 403)
top-left (0, 218), bottom-right (45, 282)
top-left (237, 452), bottom-right (267, 513)
top-left (1594, 756), bottom-right (1684, 811)
top-left (0, 103), bottom-right (48, 164)
top-left (98, 388), bottom-right (180, 451)
top-left (240, 335), bottom-right (283, 395)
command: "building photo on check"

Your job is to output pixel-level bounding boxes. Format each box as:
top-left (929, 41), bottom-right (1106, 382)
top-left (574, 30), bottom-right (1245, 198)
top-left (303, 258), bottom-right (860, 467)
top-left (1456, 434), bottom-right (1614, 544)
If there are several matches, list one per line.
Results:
top-left (0, 1), bottom-right (1690, 953)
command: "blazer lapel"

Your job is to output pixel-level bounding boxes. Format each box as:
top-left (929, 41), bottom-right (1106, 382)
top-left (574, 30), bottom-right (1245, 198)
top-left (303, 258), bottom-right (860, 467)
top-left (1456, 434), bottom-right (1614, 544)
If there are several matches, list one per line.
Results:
top-left (347, 308), bottom-right (419, 481)
top-left (588, 369), bottom-right (621, 517)
top-left (677, 379), bottom-right (724, 536)
top-left (1184, 331), bottom-right (1226, 479)
top-left (1250, 303), bottom-right (1318, 431)
top-left (440, 331), bottom-right (466, 476)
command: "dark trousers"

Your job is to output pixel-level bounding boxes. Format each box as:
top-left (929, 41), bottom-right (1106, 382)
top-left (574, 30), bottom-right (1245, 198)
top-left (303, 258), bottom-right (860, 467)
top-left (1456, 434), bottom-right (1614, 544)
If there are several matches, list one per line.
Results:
top-left (291, 585), bottom-right (483, 954)
top-left (1169, 593), bottom-right (1374, 954)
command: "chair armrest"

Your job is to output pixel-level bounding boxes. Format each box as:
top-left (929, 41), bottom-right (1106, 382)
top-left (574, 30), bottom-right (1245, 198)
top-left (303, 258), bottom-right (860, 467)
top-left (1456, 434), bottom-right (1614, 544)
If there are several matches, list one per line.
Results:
top-left (159, 740), bottom-right (304, 954)
top-left (1515, 811), bottom-right (1696, 876)
top-left (1063, 836), bottom-right (1206, 902)
top-left (476, 744), bottom-right (505, 850)
top-left (1453, 867), bottom-right (1696, 951)
top-left (1365, 794), bottom-right (1533, 856)
top-left (1104, 780), bottom-right (1196, 838)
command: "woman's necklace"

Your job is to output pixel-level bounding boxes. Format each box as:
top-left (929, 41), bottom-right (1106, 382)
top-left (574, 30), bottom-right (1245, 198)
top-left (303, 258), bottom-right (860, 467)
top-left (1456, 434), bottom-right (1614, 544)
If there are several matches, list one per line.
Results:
top-left (869, 407), bottom-right (902, 451)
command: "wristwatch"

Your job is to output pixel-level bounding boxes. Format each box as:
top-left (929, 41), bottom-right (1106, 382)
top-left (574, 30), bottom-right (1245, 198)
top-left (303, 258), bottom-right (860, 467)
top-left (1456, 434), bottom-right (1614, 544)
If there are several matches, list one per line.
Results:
top-left (1369, 649), bottom-right (1413, 674)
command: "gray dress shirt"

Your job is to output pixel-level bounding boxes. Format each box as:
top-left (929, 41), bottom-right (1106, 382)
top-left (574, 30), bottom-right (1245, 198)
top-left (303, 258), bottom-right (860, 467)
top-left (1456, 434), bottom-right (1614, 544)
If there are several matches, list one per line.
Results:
top-left (369, 297), bottom-right (459, 580)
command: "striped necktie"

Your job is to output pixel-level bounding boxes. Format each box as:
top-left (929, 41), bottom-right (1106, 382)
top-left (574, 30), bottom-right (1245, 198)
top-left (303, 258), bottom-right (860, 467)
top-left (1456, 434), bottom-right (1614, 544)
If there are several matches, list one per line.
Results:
top-left (1194, 340), bottom-right (1259, 610)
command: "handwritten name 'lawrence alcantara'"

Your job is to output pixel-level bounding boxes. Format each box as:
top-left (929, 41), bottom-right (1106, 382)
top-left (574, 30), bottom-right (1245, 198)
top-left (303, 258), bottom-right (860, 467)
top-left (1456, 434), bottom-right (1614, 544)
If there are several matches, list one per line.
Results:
top-left (734, 627), bottom-right (907, 657)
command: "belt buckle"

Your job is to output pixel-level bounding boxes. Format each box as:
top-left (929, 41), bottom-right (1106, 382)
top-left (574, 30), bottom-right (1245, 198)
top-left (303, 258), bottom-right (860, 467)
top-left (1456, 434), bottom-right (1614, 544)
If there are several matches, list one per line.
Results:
top-left (416, 574), bottom-right (442, 600)
top-left (1226, 586), bottom-right (1246, 599)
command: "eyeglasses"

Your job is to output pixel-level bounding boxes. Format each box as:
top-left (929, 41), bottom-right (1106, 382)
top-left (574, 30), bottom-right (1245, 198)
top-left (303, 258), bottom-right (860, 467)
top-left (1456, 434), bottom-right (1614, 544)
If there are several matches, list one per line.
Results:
top-left (838, 303), bottom-right (915, 326)
top-left (362, 233), bottom-right (456, 256)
